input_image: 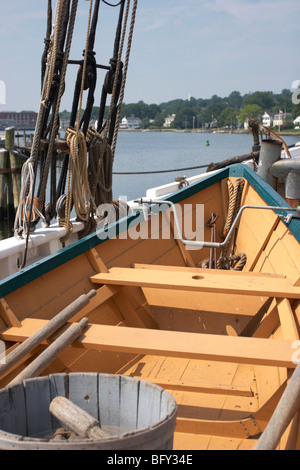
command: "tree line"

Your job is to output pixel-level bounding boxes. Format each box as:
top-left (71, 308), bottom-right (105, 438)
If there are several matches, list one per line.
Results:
top-left (59, 89), bottom-right (300, 130)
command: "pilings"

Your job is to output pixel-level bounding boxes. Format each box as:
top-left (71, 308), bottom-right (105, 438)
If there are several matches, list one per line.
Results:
top-left (0, 127), bottom-right (27, 237)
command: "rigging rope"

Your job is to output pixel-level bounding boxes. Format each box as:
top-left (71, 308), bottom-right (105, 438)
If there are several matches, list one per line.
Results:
top-left (64, 0), bottom-right (137, 240)
top-left (110, 0), bottom-right (138, 160)
top-left (14, 0), bottom-right (79, 270)
top-left (39, 0), bottom-right (79, 221)
top-left (59, 0), bottom-right (94, 242)
top-left (14, 0), bottom-right (66, 241)
top-left (112, 163), bottom-right (210, 175)
top-left (15, 0), bottom-right (139, 255)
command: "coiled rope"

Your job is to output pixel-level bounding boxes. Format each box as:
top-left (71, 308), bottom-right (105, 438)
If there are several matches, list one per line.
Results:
top-left (200, 178), bottom-right (246, 271)
top-left (218, 178), bottom-right (246, 270)
top-left (14, 163), bottom-right (46, 237)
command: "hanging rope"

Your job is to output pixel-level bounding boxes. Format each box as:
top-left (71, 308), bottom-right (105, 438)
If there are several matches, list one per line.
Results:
top-left (14, 0), bottom-right (66, 241)
top-left (87, 128), bottom-right (113, 206)
top-left (110, 0), bottom-right (138, 161)
top-left (217, 178), bottom-right (246, 270)
top-left (200, 178), bottom-right (247, 271)
top-left (39, 0), bottom-right (79, 220)
top-left (61, 0), bottom-right (137, 240)
top-left (60, 0), bottom-right (94, 242)
top-left (16, 0), bottom-right (138, 251)
top-left (14, 163), bottom-right (46, 237)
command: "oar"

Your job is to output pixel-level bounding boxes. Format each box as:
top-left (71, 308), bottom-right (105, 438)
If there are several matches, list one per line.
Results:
top-left (0, 290), bottom-right (96, 377)
top-left (8, 317), bottom-right (89, 387)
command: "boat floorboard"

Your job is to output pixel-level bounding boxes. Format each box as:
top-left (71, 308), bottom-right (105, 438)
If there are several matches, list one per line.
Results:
top-left (173, 432), bottom-right (258, 450)
top-left (117, 354), bottom-right (259, 450)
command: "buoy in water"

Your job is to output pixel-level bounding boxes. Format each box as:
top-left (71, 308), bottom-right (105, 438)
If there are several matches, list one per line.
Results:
top-left (205, 140), bottom-right (210, 146)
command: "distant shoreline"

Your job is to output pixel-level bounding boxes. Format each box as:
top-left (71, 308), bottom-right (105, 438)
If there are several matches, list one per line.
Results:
top-left (1, 128), bottom-right (299, 138)
top-left (118, 128), bottom-right (300, 137)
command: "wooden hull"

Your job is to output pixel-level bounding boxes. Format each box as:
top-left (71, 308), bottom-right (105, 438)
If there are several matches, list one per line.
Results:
top-left (1, 164), bottom-right (300, 450)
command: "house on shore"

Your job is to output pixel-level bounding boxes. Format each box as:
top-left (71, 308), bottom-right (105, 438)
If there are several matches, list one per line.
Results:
top-left (273, 112), bottom-right (292, 128)
top-left (120, 115), bottom-right (142, 129)
top-left (262, 112), bottom-right (274, 127)
top-left (293, 116), bottom-right (300, 129)
top-left (163, 114), bottom-right (176, 128)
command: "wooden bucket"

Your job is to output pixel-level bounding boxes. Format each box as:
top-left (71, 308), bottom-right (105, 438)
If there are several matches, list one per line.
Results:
top-left (0, 373), bottom-right (177, 450)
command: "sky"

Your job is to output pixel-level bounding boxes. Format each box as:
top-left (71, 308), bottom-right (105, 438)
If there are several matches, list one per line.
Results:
top-left (0, 0), bottom-right (299, 112)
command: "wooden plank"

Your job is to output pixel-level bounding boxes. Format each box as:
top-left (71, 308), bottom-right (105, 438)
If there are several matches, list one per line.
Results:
top-left (167, 210), bottom-right (196, 268)
top-left (0, 383), bottom-right (27, 436)
top-left (248, 217), bottom-right (280, 271)
top-left (87, 250), bottom-right (157, 329)
top-left (138, 377), bottom-right (254, 397)
top-left (232, 183), bottom-right (278, 271)
top-left (2, 318), bottom-right (297, 368)
top-left (69, 372), bottom-right (99, 420)
top-left (239, 298), bottom-right (275, 337)
top-left (133, 263), bottom-right (286, 278)
top-left (255, 221), bottom-right (300, 285)
top-left (175, 416), bottom-right (260, 438)
top-left (98, 374), bottom-right (120, 428)
top-left (0, 298), bottom-right (21, 327)
top-left (253, 305), bottom-right (280, 339)
top-left (90, 267), bottom-right (300, 299)
top-left (25, 376), bottom-right (52, 438)
top-left (277, 298), bottom-right (300, 341)
top-left (85, 248), bottom-right (109, 273)
top-left (71, 285), bottom-right (120, 322)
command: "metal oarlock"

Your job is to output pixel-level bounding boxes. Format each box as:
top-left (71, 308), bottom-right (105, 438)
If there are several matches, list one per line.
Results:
top-left (135, 198), bottom-right (300, 249)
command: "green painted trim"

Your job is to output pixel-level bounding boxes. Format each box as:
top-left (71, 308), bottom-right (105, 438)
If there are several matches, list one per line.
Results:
top-left (1, 164), bottom-right (299, 298)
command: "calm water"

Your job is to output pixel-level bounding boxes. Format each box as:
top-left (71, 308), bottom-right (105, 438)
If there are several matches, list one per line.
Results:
top-left (112, 131), bottom-right (299, 200)
top-left (1, 131), bottom-right (299, 239)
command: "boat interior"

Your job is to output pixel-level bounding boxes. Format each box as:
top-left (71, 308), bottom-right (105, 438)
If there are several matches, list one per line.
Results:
top-left (1, 164), bottom-right (300, 450)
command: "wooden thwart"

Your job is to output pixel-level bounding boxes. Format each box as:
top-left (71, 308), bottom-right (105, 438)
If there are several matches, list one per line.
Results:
top-left (276, 298), bottom-right (299, 341)
top-left (2, 319), bottom-right (297, 369)
top-left (87, 249), bottom-right (157, 329)
top-left (90, 267), bottom-right (300, 299)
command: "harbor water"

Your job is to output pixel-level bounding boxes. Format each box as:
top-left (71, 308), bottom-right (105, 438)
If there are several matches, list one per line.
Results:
top-left (0, 131), bottom-right (299, 240)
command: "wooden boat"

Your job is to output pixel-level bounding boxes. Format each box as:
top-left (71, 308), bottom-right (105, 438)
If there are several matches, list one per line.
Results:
top-left (1, 162), bottom-right (300, 450)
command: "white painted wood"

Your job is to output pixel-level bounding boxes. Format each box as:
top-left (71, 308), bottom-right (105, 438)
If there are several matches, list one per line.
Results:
top-left (119, 376), bottom-right (139, 432)
top-left (98, 374), bottom-right (120, 429)
top-left (0, 384), bottom-right (27, 435)
top-left (137, 381), bottom-right (162, 429)
top-left (0, 373), bottom-right (177, 449)
top-left (24, 377), bottom-right (52, 438)
top-left (49, 374), bottom-right (69, 431)
top-left (69, 372), bottom-right (99, 421)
